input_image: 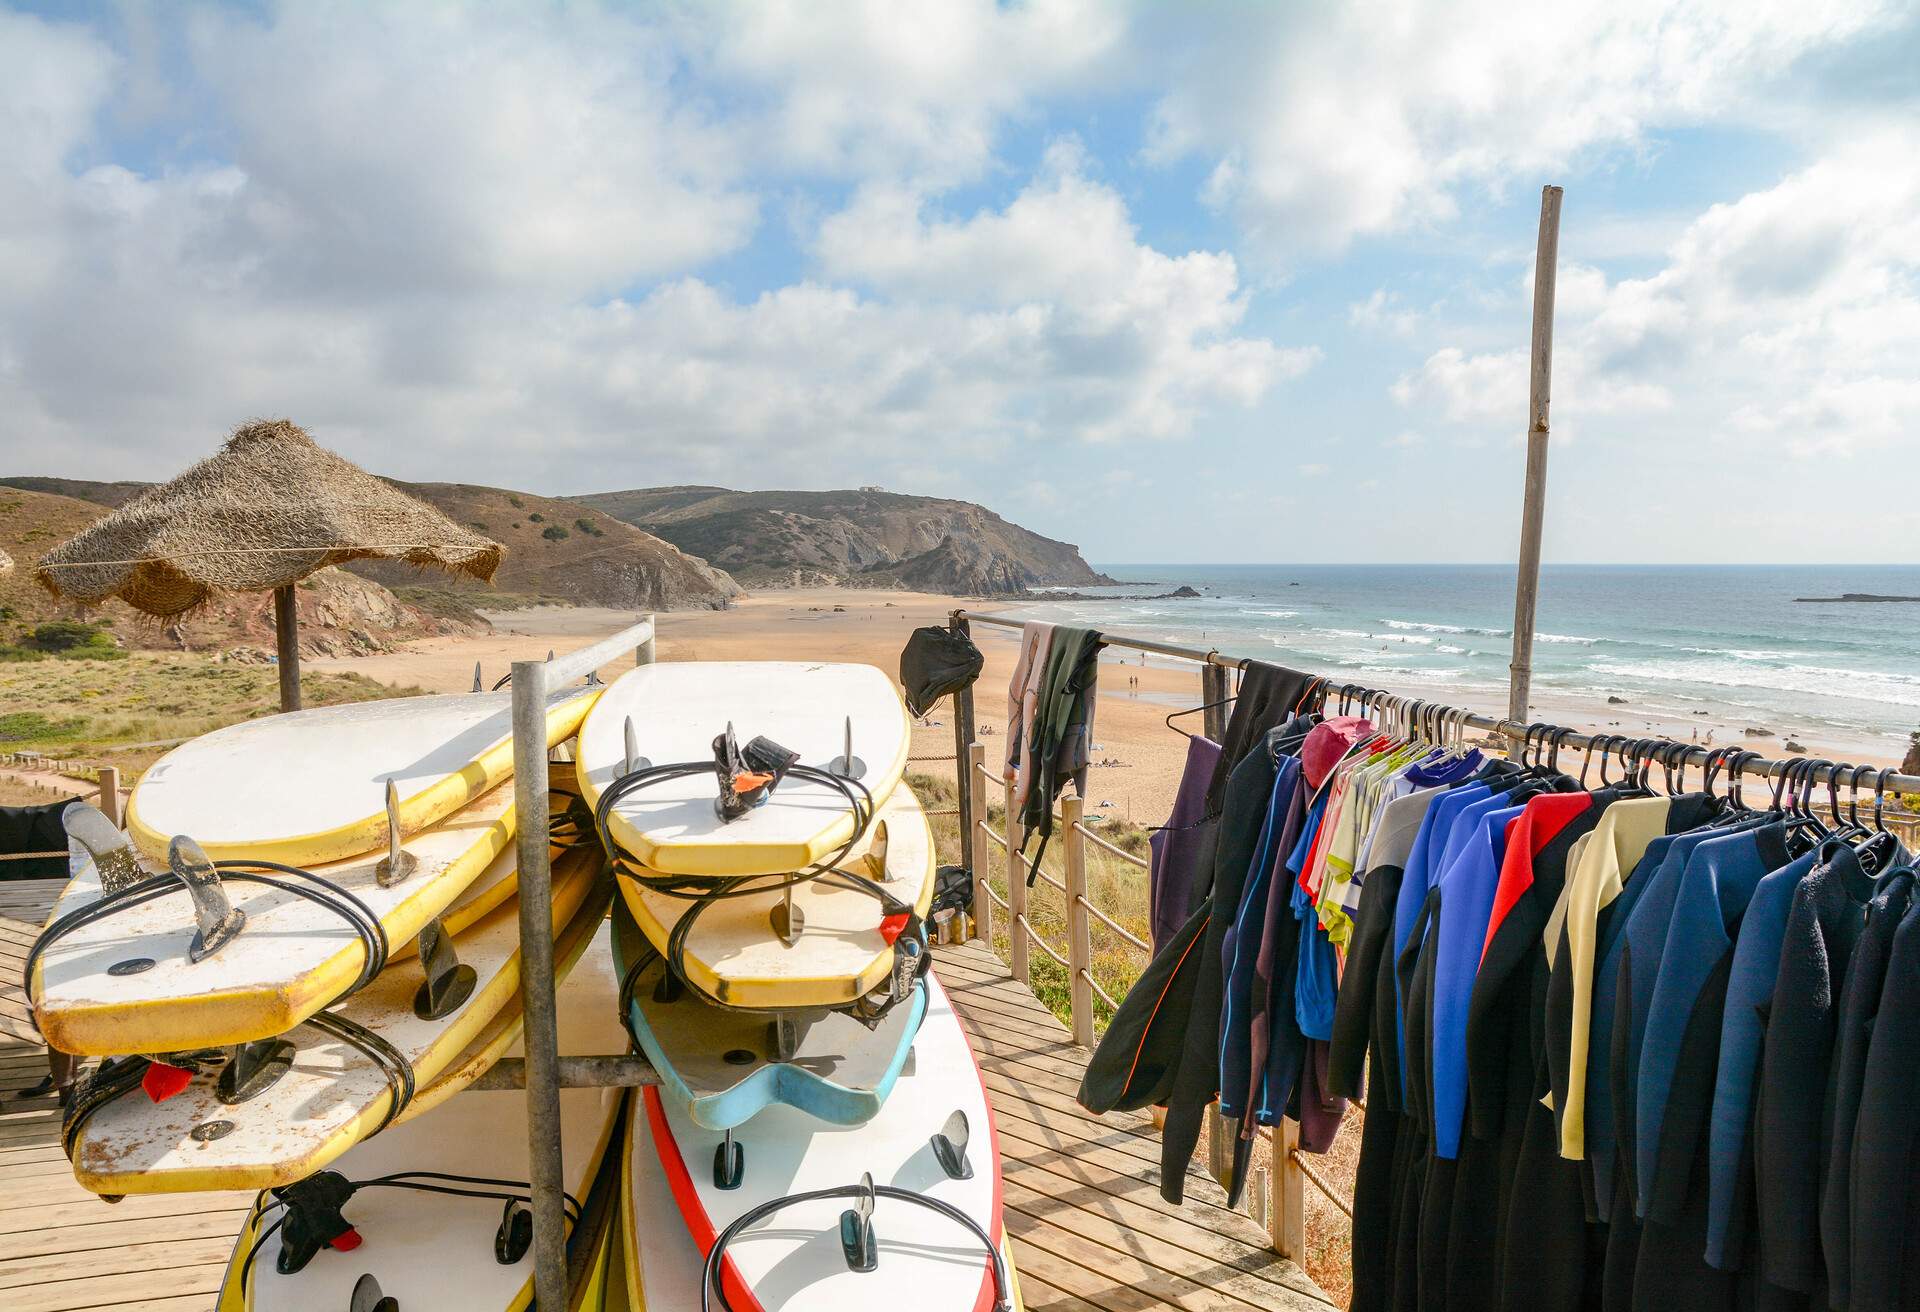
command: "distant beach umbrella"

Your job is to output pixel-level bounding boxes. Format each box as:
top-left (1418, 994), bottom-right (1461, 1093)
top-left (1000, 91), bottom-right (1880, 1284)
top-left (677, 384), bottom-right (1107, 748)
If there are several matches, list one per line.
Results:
top-left (35, 419), bottom-right (503, 712)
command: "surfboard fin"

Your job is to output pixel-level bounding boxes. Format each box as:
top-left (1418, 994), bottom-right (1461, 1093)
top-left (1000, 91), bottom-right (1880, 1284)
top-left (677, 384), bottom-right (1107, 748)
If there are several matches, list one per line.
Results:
top-left (472, 661), bottom-right (484, 693)
top-left (413, 917), bottom-right (478, 1020)
top-left (931, 1109), bottom-right (974, 1180)
top-left (859, 819), bottom-right (890, 881)
top-left (375, 781), bottom-right (418, 888)
top-left (168, 836), bottom-right (246, 962)
top-left (827, 716), bottom-right (867, 780)
top-left (495, 1199), bottom-right (533, 1264)
top-left (351, 1273), bottom-right (399, 1312)
top-left (839, 1172), bottom-right (878, 1273)
top-left (714, 1128), bottom-right (744, 1190)
top-left (769, 1011), bottom-right (817, 1063)
top-left (770, 886), bottom-right (806, 947)
top-left (217, 1037), bottom-right (296, 1104)
top-left (62, 800), bottom-right (145, 896)
top-left (623, 716), bottom-right (652, 775)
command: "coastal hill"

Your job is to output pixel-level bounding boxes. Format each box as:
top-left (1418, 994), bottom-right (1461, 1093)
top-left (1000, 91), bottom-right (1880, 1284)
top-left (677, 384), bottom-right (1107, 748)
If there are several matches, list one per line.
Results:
top-left (0, 476), bottom-right (742, 617)
top-left (0, 484), bottom-right (482, 656)
top-left (574, 485), bottom-right (1113, 594)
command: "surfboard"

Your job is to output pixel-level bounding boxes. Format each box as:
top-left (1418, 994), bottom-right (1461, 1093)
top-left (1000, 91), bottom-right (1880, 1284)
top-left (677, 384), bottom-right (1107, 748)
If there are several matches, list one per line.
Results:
top-left (577, 662), bottom-right (909, 878)
top-left (217, 1083), bottom-right (625, 1312)
top-left (128, 685), bottom-right (597, 867)
top-left (614, 782), bottom-right (935, 1011)
top-left (27, 775), bottom-right (591, 1056)
top-left (637, 974), bottom-right (1004, 1312)
top-left (612, 895), bottom-right (924, 1131)
top-left (68, 847), bottom-right (608, 1195)
top-left (617, 1104), bottom-right (1027, 1311)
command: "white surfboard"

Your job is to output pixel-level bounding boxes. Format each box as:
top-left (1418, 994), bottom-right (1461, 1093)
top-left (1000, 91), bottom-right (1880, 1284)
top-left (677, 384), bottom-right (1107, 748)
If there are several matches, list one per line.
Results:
top-left (636, 974), bottom-right (1004, 1312)
top-left (577, 662), bottom-right (909, 878)
top-left (615, 783), bottom-right (934, 1011)
top-left (24, 772), bottom-right (603, 1056)
top-left (219, 914), bottom-right (630, 1312)
top-left (128, 686), bottom-right (597, 867)
top-left (68, 848), bottom-right (606, 1195)
top-left (619, 1108), bottom-right (1029, 1312)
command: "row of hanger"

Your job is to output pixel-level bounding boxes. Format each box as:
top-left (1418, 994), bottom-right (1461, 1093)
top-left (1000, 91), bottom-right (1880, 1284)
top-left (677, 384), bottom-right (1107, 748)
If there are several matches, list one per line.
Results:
top-left (1162, 668), bottom-right (1908, 841)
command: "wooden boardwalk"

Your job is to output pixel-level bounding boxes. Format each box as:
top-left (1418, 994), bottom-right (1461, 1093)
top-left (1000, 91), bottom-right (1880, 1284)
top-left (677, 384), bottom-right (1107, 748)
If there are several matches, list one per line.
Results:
top-left (0, 884), bottom-right (1328, 1311)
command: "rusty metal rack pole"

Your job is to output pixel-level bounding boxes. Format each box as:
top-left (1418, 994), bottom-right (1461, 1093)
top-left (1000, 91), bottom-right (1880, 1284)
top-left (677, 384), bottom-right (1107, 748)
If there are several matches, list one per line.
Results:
top-left (511, 615), bottom-right (661, 1310)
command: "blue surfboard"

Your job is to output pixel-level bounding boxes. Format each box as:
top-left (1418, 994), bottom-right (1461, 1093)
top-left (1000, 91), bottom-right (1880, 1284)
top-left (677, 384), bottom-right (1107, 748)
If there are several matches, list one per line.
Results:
top-left (611, 896), bottom-right (924, 1130)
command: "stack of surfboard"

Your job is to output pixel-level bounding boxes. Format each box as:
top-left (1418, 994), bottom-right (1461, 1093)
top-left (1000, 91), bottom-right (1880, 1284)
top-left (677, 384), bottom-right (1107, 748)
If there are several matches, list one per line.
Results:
top-left (577, 662), bottom-right (1021, 1310)
top-left (23, 687), bottom-right (628, 1310)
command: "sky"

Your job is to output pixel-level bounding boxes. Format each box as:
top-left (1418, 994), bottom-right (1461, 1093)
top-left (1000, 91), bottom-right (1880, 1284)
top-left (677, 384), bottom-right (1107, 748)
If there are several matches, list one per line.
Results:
top-left (3, 2), bottom-right (1917, 566)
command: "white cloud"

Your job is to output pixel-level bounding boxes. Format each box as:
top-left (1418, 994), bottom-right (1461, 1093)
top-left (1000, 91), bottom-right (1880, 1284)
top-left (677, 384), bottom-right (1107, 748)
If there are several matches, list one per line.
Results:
top-left (1393, 129), bottom-right (1920, 455)
top-left (1136, 1), bottom-right (1897, 257)
top-left (1349, 290), bottom-right (1420, 336)
top-left (0, 5), bottom-right (1310, 489)
top-left (691, 0), bottom-right (1124, 185)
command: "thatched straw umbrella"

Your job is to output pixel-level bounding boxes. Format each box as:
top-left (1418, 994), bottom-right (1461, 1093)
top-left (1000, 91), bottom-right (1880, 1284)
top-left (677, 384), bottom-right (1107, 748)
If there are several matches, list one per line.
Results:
top-left (37, 419), bottom-right (503, 712)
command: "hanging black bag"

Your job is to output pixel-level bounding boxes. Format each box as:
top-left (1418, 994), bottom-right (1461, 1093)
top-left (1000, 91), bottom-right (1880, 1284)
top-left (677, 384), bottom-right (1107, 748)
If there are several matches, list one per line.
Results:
top-left (898, 626), bottom-right (984, 719)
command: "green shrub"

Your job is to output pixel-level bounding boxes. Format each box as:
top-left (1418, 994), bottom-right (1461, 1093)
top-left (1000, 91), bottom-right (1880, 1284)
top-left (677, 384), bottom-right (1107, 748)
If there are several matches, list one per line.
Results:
top-left (528, 512), bottom-right (545, 522)
top-left (541, 525), bottom-right (570, 542)
top-left (574, 517), bottom-right (604, 537)
top-left (507, 495), bottom-right (525, 509)
top-left (0, 711), bottom-right (84, 741)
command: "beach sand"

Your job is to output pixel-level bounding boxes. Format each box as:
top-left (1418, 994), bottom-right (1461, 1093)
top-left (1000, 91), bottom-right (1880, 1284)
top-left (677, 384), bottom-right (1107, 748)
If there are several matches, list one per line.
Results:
top-left (306, 587), bottom-right (1907, 826)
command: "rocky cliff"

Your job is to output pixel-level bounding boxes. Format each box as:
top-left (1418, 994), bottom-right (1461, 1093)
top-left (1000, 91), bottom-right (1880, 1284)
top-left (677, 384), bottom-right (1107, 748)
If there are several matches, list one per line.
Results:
top-left (574, 486), bottom-right (1111, 595)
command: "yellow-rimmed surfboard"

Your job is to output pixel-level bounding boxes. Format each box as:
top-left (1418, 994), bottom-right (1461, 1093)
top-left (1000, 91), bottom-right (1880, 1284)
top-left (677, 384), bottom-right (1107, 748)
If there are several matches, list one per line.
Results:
top-left (66, 846), bottom-right (609, 1195)
top-left (613, 782), bottom-right (934, 1011)
top-left (28, 778), bottom-right (569, 1056)
top-left (577, 661), bottom-right (909, 878)
top-left (128, 686), bottom-right (596, 867)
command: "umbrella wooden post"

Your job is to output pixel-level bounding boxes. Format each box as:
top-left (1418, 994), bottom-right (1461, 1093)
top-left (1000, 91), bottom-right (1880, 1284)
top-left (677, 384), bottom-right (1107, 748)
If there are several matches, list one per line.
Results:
top-left (273, 584), bottom-right (301, 713)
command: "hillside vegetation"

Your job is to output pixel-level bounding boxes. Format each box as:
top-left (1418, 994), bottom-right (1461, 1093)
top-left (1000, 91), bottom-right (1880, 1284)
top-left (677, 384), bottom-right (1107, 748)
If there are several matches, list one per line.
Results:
top-left (575, 485), bottom-right (1112, 594)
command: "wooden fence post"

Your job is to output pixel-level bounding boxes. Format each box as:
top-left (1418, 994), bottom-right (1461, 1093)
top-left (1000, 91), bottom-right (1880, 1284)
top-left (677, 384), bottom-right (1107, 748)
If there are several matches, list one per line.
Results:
top-left (1272, 1117), bottom-right (1306, 1259)
top-left (1062, 791), bottom-right (1093, 1048)
top-left (1005, 777), bottom-right (1028, 986)
top-left (1202, 661), bottom-right (1231, 741)
top-left (96, 766), bottom-right (121, 829)
top-left (950, 612), bottom-right (976, 862)
top-left (967, 743), bottom-right (991, 943)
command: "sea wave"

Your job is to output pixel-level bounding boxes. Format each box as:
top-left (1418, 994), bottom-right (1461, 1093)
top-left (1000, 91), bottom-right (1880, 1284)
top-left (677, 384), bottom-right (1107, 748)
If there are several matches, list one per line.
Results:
top-left (1536, 633), bottom-right (1597, 646)
top-left (1586, 657), bottom-right (1920, 709)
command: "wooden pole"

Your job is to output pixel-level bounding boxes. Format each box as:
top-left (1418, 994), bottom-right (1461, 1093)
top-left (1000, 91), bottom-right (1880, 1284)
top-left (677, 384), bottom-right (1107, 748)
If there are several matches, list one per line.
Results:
top-left (967, 743), bottom-right (992, 943)
top-left (1272, 1118), bottom-right (1306, 1258)
top-left (96, 766), bottom-right (121, 829)
top-left (1508, 184), bottom-right (1563, 725)
top-left (1005, 777), bottom-right (1028, 986)
top-left (273, 584), bottom-right (301, 713)
top-left (1062, 791), bottom-right (1093, 1049)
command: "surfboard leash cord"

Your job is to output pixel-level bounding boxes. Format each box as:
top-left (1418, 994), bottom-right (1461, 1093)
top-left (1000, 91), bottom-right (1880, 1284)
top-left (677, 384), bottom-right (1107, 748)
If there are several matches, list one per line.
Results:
top-left (697, 1180), bottom-right (1011, 1312)
top-left (24, 859), bottom-right (392, 1039)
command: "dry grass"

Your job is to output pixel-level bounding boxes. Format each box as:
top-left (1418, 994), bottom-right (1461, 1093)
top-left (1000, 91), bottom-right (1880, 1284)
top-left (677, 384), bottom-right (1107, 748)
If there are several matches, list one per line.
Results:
top-left (0, 651), bottom-right (427, 761)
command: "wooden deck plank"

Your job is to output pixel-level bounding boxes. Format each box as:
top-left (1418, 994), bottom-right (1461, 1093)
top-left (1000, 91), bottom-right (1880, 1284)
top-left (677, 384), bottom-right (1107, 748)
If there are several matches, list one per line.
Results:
top-left (0, 920), bottom-right (1325, 1311)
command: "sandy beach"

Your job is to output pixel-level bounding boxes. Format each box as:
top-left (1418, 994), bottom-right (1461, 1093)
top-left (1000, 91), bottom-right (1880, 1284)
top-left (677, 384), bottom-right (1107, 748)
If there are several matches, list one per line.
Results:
top-left (302, 587), bottom-right (1908, 829)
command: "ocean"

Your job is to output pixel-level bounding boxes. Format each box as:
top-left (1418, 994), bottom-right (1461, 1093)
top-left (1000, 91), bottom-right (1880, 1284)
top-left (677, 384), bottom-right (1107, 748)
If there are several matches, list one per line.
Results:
top-left (1001, 564), bottom-right (1920, 756)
